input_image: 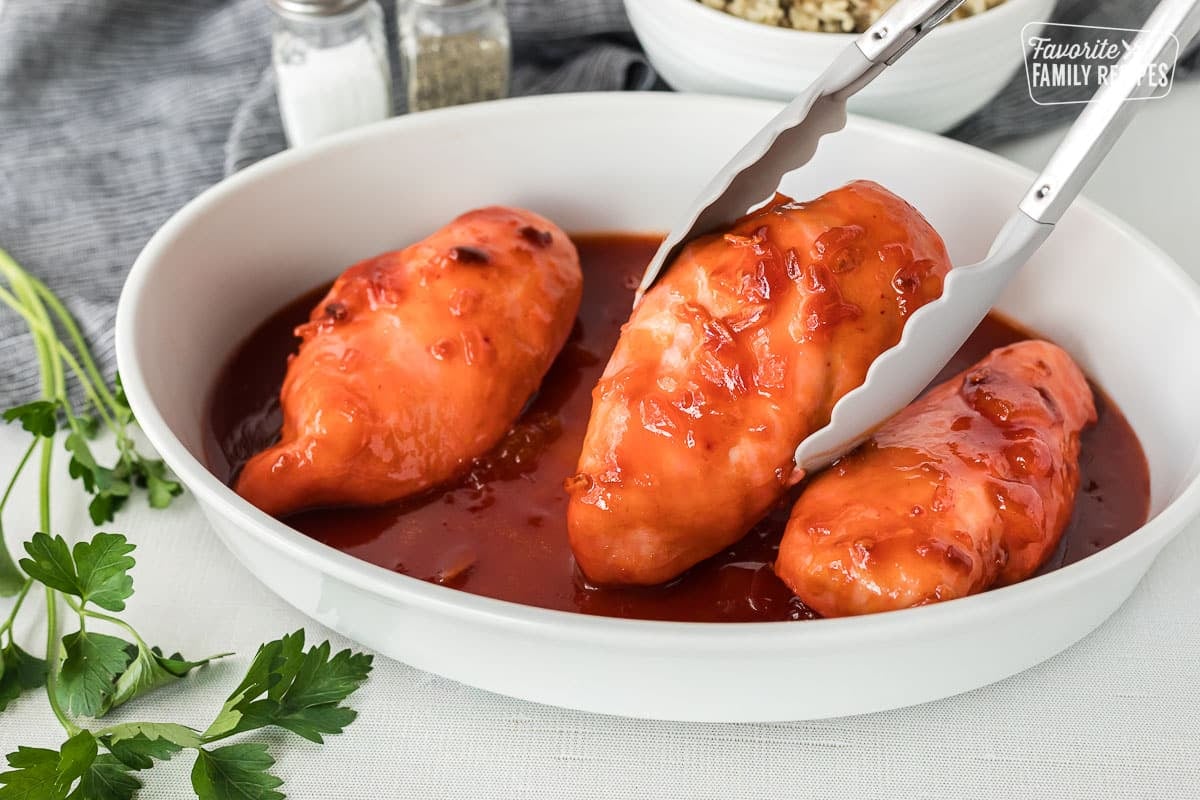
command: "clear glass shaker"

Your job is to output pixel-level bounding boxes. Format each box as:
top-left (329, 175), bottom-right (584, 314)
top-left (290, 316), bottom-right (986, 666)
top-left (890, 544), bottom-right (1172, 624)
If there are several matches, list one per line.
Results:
top-left (398, 0), bottom-right (512, 112)
top-left (269, 0), bottom-right (394, 147)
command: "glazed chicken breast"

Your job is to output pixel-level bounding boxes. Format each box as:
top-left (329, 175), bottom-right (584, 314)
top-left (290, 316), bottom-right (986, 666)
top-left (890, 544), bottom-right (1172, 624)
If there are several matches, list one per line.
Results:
top-left (235, 207), bottom-right (582, 517)
top-left (566, 180), bottom-right (953, 585)
top-left (775, 339), bottom-right (1096, 617)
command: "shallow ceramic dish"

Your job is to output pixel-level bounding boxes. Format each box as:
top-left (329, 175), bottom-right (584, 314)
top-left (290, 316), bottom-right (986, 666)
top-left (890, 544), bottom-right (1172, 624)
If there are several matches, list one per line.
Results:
top-left (116, 93), bottom-right (1200, 722)
top-left (625, 0), bottom-right (1056, 132)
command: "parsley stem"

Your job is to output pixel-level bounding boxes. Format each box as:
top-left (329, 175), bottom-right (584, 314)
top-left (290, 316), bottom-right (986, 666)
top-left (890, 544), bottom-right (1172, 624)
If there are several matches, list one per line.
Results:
top-left (199, 728), bottom-right (237, 745)
top-left (0, 438), bottom-right (39, 585)
top-left (19, 252), bottom-right (81, 737)
top-left (0, 439), bottom-right (37, 594)
top-left (0, 256), bottom-right (124, 444)
top-left (79, 606), bottom-right (150, 651)
top-left (0, 437), bottom-right (38, 514)
top-left (43, 586), bottom-right (77, 735)
top-left (12, 273), bottom-right (66, 419)
top-left (26, 274), bottom-right (120, 415)
top-left (0, 283), bottom-right (121, 437)
top-left (39, 437), bottom-right (75, 733)
top-left (5, 289), bottom-right (59, 447)
top-left (0, 579), bottom-right (33, 642)
top-left (0, 441), bottom-right (39, 597)
top-left (37, 429), bottom-right (52, 537)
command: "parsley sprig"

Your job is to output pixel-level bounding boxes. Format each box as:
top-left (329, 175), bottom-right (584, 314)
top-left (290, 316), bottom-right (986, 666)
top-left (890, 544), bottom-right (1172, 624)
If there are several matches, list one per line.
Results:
top-left (18, 531), bottom-right (228, 720)
top-left (0, 247), bottom-right (182, 537)
top-left (0, 247), bottom-right (374, 798)
top-left (0, 622), bottom-right (371, 800)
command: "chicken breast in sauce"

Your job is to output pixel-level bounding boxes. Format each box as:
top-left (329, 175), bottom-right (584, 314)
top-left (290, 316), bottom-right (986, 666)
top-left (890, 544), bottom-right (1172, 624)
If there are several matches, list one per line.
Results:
top-left (236, 207), bottom-right (582, 517)
top-left (566, 181), bottom-right (952, 585)
top-left (775, 339), bottom-right (1096, 617)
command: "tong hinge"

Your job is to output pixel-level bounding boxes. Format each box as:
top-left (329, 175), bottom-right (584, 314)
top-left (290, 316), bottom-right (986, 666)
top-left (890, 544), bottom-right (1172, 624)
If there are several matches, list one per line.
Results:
top-left (857, 0), bottom-right (966, 65)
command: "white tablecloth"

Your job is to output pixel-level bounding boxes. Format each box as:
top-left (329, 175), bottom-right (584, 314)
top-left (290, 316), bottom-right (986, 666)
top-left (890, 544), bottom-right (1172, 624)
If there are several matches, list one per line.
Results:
top-left (2, 85), bottom-right (1199, 797)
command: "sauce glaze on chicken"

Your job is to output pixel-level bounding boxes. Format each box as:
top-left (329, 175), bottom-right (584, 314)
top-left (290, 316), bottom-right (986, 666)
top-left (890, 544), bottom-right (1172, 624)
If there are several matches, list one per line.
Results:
top-left (235, 207), bottom-right (582, 517)
top-left (776, 340), bottom-right (1096, 616)
top-left (566, 181), bottom-right (952, 586)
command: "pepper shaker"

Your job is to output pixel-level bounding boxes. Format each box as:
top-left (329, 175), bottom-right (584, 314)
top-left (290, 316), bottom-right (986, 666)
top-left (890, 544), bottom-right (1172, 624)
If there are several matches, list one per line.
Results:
top-left (398, 0), bottom-right (512, 112)
top-left (269, 0), bottom-right (394, 147)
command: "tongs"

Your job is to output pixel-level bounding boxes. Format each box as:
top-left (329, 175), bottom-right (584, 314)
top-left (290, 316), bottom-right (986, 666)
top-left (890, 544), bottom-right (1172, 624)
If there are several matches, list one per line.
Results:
top-left (637, 0), bottom-right (1200, 475)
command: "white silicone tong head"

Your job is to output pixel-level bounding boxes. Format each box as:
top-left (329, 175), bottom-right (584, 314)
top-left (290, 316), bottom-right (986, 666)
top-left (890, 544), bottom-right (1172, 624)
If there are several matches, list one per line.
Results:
top-left (637, 0), bottom-right (1200, 476)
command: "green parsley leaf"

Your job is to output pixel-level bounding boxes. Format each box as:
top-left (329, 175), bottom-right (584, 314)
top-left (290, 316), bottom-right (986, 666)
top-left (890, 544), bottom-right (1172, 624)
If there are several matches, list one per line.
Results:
top-left (134, 457), bottom-right (182, 510)
top-left (203, 632), bottom-right (372, 745)
top-left (19, 532), bottom-right (136, 612)
top-left (63, 435), bottom-right (132, 525)
top-left (108, 644), bottom-right (226, 712)
top-left (0, 732), bottom-right (97, 800)
top-left (103, 721), bottom-right (202, 752)
top-left (19, 533), bottom-right (79, 597)
top-left (203, 632), bottom-right (303, 740)
top-left (54, 733), bottom-right (97, 788)
top-left (86, 492), bottom-right (123, 529)
top-left (269, 641), bottom-right (372, 743)
top-left (263, 703), bottom-right (359, 744)
top-left (1, 401), bottom-right (58, 438)
top-left (61, 426), bottom-right (181, 521)
top-left (155, 648), bottom-right (225, 676)
top-left (56, 631), bottom-right (134, 718)
top-left (0, 540), bottom-right (23, 598)
top-left (67, 755), bottom-right (140, 800)
top-left (0, 746), bottom-right (66, 800)
top-left (0, 518), bottom-right (25, 597)
top-left (70, 533), bottom-right (135, 612)
top-left (101, 732), bottom-right (185, 771)
top-left (279, 640), bottom-right (373, 709)
top-left (0, 642), bottom-right (48, 712)
top-left (112, 374), bottom-right (134, 427)
top-left (73, 415), bottom-right (101, 440)
top-left (64, 432), bottom-right (104, 494)
top-left (190, 744), bottom-right (283, 800)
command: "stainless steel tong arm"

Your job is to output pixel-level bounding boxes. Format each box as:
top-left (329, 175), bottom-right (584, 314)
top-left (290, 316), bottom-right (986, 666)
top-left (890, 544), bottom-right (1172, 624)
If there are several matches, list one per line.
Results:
top-left (634, 0), bottom-right (968, 302)
top-left (792, 0), bottom-right (1200, 472)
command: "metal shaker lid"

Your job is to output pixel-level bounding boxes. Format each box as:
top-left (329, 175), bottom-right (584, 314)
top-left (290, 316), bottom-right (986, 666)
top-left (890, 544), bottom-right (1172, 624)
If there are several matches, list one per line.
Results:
top-left (267, 0), bottom-right (369, 19)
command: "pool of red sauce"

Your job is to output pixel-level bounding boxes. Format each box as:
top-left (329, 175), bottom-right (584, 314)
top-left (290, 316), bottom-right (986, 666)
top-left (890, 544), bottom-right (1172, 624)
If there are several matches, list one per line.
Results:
top-left (205, 234), bottom-right (1151, 622)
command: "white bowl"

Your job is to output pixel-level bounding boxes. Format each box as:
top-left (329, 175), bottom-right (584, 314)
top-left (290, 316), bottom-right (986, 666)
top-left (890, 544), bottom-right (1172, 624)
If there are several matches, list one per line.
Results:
top-left (625, 0), bottom-right (1056, 132)
top-left (116, 93), bottom-right (1200, 722)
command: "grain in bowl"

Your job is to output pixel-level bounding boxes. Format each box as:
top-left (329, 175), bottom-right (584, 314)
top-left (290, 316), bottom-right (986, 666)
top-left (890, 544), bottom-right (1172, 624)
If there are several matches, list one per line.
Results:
top-left (697, 0), bottom-right (1008, 33)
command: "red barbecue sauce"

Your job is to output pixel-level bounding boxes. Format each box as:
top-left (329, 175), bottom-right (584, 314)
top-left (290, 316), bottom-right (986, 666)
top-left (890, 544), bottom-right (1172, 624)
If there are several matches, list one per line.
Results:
top-left (204, 234), bottom-right (1151, 622)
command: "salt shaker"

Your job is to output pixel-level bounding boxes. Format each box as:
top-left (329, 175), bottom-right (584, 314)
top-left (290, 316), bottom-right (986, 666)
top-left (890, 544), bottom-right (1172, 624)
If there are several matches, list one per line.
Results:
top-left (269, 0), bottom-right (394, 147)
top-left (399, 0), bottom-right (511, 112)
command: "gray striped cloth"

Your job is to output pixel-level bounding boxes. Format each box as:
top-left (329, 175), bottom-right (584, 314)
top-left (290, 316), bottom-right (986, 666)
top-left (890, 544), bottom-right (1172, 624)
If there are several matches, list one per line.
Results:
top-left (0, 0), bottom-right (1194, 405)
